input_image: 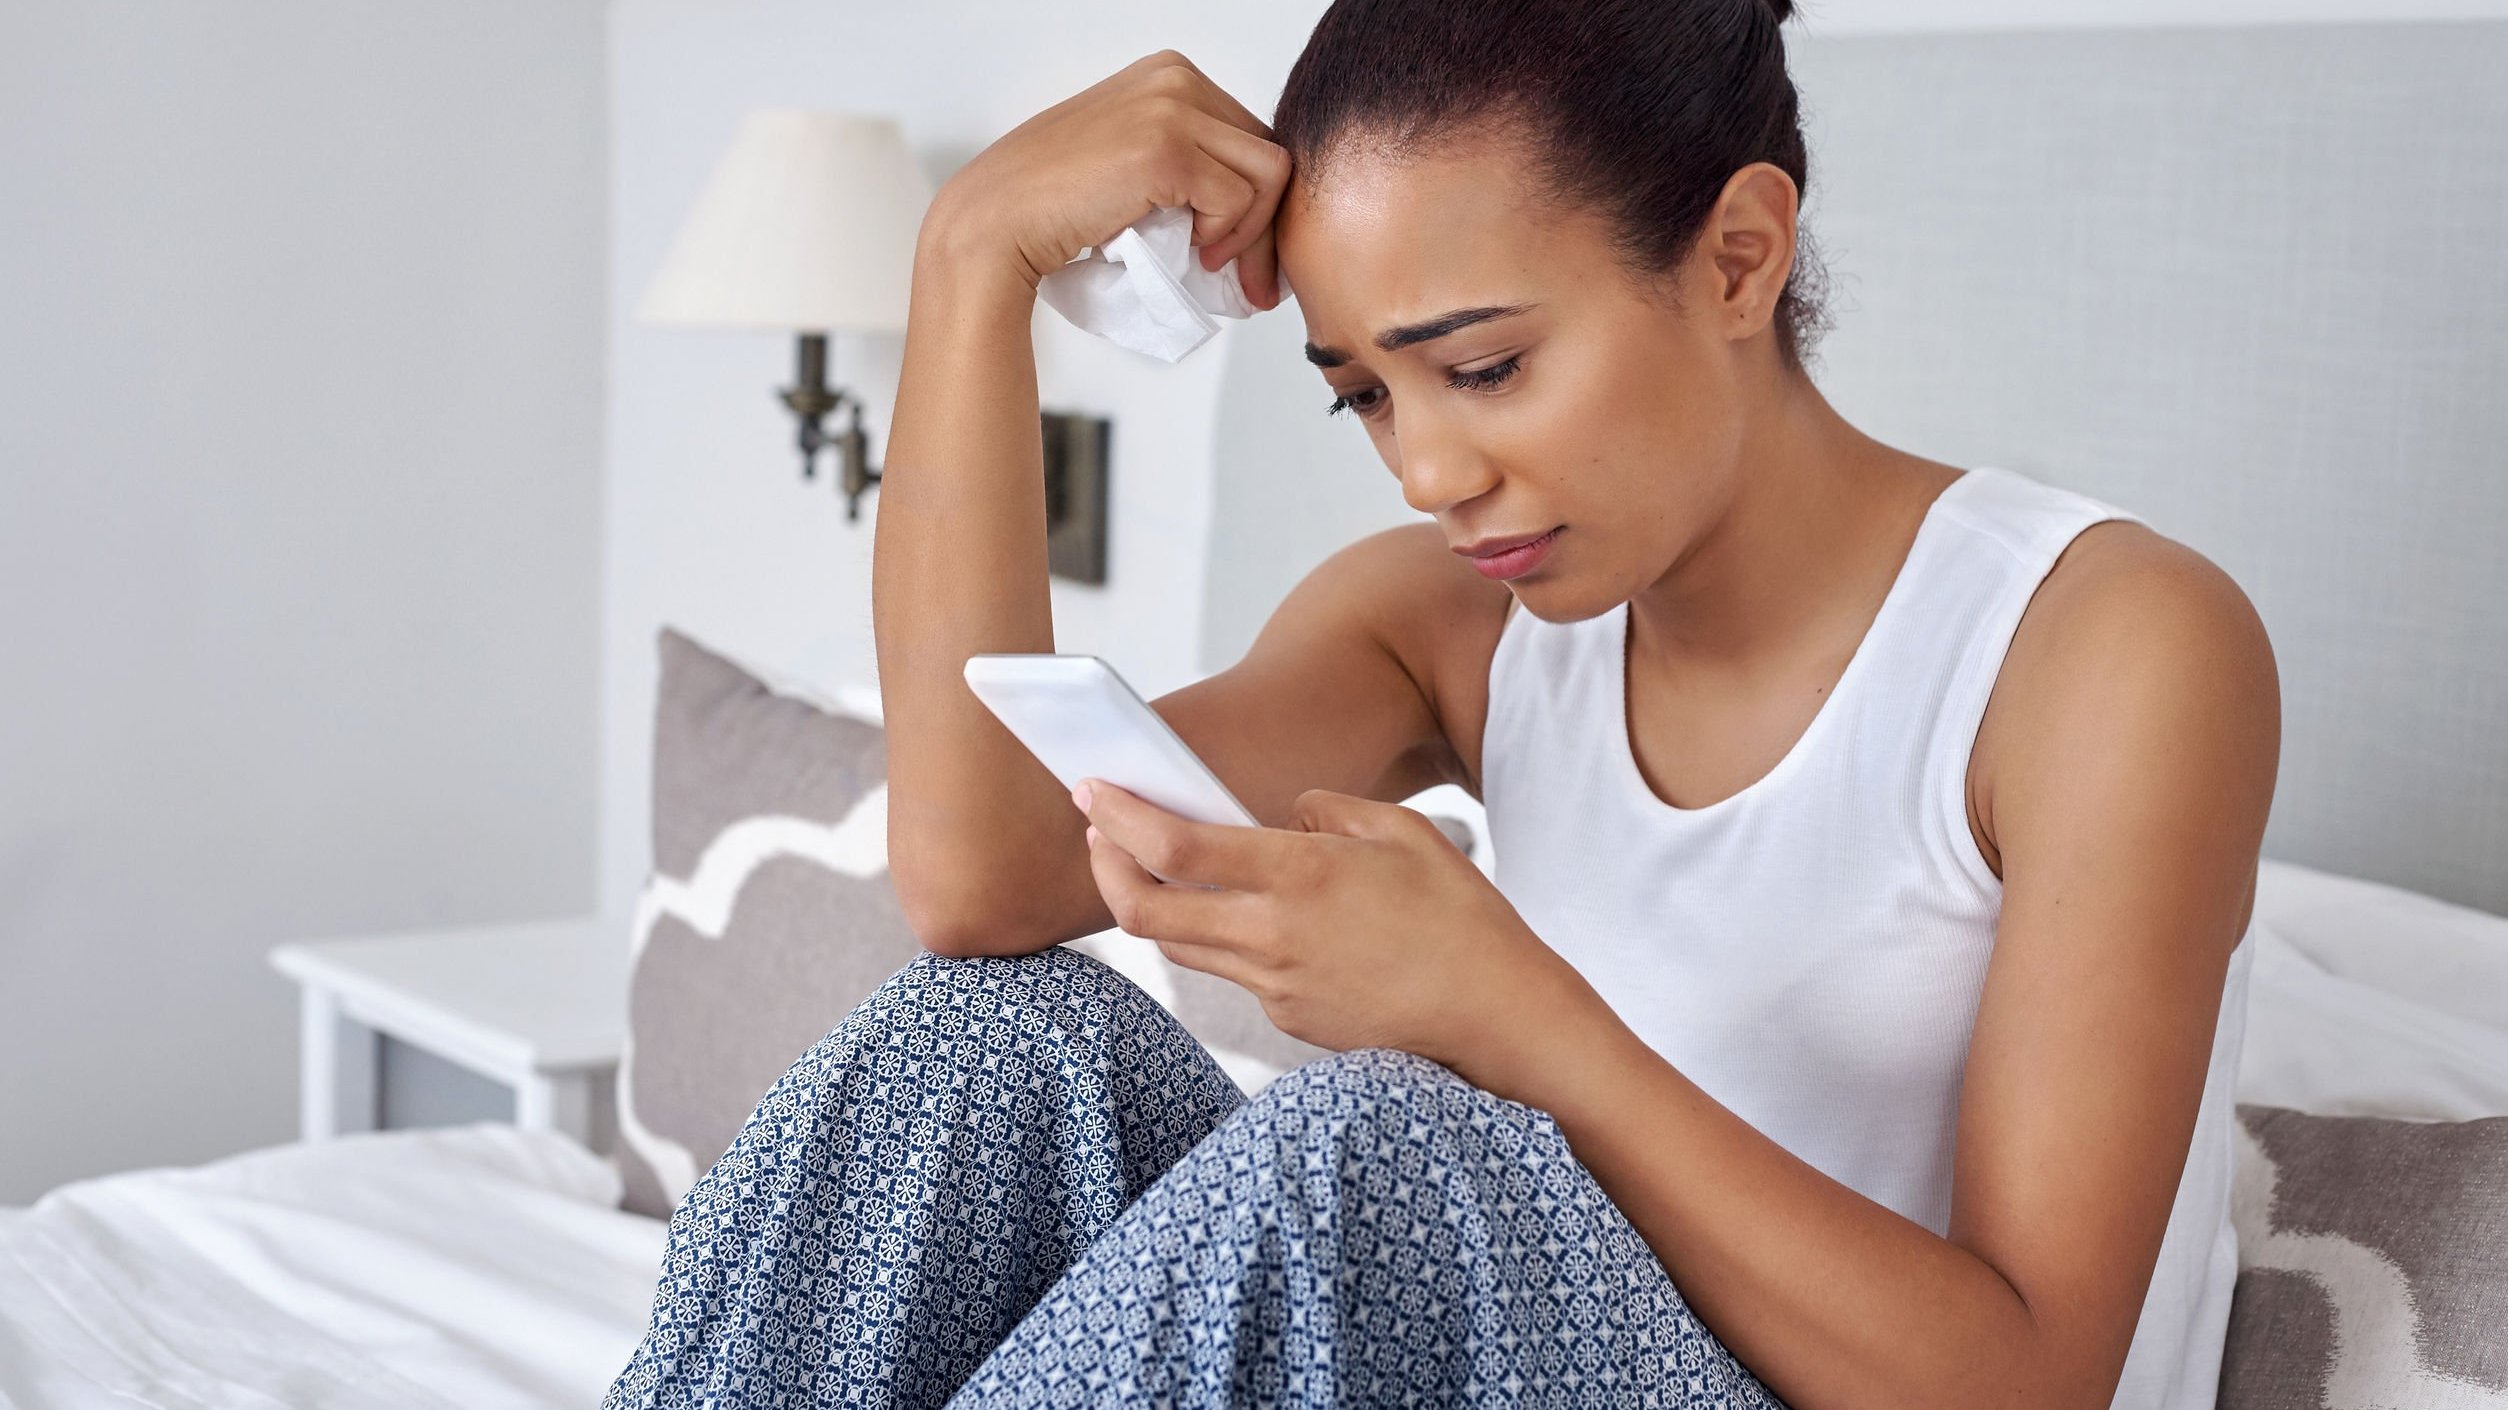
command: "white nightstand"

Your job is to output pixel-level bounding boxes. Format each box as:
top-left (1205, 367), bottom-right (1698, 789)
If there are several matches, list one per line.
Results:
top-left (268, 914), bottom-right (629, 1149)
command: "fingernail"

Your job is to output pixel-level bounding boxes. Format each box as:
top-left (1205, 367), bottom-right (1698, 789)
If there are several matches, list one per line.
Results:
top-left (1072, 781), bottom-right (1094, 811)
top-left (1085, 824), bottom-right (1100, 847)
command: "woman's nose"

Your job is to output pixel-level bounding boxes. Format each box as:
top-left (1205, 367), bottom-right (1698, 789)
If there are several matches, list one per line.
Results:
top-left (1393, 421), bottom-right (1500, 517)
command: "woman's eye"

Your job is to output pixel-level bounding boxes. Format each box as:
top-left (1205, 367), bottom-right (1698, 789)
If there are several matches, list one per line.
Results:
top-left (1324, 355), bottom-right (1523, 419)
top-left (1448, 354), bottom-right (1523, 393)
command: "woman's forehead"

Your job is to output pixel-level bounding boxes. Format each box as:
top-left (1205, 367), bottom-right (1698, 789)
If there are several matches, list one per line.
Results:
top-left (1280, 138), bottom-right (1544, 264)
top-left (1278, 151), bottom-right (1608, 355)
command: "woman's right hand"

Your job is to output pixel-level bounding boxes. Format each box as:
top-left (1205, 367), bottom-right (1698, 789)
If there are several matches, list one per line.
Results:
top-left (925, 50), bottom-right (1292, 310)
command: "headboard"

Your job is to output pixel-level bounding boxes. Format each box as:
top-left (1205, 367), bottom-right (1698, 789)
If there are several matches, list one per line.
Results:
top-left (1199, 19), bottom-right (2508, 916)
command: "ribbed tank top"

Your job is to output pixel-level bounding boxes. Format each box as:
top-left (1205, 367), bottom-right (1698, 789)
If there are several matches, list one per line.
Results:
top-left (1481, 463), bottom-right (2254, 1410)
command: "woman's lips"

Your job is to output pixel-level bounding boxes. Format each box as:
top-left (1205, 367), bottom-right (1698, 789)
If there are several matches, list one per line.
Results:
top-left (1464, 526), bottom-right (1562, 580)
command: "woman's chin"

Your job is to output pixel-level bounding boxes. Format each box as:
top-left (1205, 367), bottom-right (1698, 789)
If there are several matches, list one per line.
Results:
top-left (1503, 578), bottom-right (1614, 626)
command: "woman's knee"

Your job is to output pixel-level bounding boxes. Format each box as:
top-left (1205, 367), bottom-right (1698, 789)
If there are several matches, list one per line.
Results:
top-left (800, 943), bottom-right (1222, 1113)
top-left (1260, 1046), bottom-right (1478, 1106)
top-left (834, 944), bottom-right (1243, 1196)
top-left (746, 945), bottom-right (1187, 1156)
top-left (1149, 1046), bottom-right (1572, 1257)
top-left (852, 942), bottom-right (1162, 1037)
top-left (1247, 1046), bottom-right (1547, 1153)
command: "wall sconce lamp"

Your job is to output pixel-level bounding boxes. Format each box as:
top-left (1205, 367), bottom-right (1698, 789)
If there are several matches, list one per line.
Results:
top-left (637, 109), bottom-right (932, 522)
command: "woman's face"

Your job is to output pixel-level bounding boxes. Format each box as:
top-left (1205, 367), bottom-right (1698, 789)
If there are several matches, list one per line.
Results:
top-left (1273, 134), bottom-right (1756, 622)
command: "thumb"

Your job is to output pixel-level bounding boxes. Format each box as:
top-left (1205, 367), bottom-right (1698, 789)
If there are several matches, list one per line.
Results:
top-left (1288, 787), bottom-right (1413, 842)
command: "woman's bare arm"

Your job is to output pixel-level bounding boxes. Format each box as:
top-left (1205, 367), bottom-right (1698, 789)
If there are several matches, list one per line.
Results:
top-left (871, 232), bottom-right (1467, 961)
top-left (877, 254), bottom-right (1472, 964)
top-left (874, 53), bottom-right (1476, 959)
top-left (869, 213), bottom-right (1074, 955)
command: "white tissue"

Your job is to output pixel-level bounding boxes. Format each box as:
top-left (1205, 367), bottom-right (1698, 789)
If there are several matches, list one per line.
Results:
top-left (1036, 205), bottom-right (1264, 363)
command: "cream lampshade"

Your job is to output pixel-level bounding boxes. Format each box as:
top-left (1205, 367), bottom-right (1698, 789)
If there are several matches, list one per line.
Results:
top-left (640, 108), bottom-right (935, 519)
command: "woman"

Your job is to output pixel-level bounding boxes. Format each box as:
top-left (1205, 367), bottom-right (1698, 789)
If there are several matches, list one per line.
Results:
top-left (605, 0), bottom-right (2279, 1406)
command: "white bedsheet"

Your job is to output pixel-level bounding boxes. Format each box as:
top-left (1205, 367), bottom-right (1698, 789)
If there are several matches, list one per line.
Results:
top-left (0, 1123), bottom-right (666, 1409)
top-left (2241, 856), bottom-right (2508, 1122)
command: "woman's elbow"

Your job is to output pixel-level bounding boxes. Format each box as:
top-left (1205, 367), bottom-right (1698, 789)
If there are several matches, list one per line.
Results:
top-left (892, 863), bottom-right (1061, 959)
top-left (892, 869), bottom-right (996, 957)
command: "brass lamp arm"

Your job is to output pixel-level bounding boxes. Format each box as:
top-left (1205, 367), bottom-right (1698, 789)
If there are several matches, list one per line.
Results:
top-left (779, 332), bottom-right (882, 522)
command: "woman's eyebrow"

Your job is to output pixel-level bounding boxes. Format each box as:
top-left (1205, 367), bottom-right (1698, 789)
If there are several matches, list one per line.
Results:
top-left (1303, 302), bottom-right (1540, 368)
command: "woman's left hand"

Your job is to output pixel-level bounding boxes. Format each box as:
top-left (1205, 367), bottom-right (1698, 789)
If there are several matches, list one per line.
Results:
top-left (1070, 778), bottom-right (1574, 1068)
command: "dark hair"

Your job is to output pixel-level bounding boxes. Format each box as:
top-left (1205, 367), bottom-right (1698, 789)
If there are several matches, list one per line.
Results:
top-left (1272, 0), bottom-right (1832, 372)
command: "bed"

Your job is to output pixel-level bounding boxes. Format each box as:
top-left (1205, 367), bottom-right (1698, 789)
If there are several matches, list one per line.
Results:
top-left (0, 1125), bottom-right (661, 1407)
top-left (10, 14), bottom-right (2506, 1410)
top-left (4, 851), bottom-right (2505, 1408)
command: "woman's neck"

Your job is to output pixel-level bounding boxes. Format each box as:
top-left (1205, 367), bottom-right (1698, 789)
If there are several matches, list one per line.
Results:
top-left (1625, 376), bottom-right (1959, 676)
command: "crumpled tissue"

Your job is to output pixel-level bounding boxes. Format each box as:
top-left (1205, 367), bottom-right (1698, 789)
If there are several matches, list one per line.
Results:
top-left (1036, 204), bottom-right (1270, 363)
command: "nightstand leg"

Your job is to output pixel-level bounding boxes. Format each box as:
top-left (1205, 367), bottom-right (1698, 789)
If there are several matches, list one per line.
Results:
top-left (516, 1071), bottom-right (596, 1146)
top-left (301, 987), bottom-right (379, 1141)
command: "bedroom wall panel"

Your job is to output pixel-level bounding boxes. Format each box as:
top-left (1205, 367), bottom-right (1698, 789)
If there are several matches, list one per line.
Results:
top-left (1787, 21), bottom-right (2508, 913)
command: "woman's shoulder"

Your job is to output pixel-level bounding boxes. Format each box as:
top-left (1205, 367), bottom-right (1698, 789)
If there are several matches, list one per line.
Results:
top-left (1968, 517), bottom-right (2281, 891)
top-left (1307, 523), bottom-right (1518, 790)
top-left (1317, 519), bottom-right (1516, 631)
top-left (2009, 519), bottom-right (2272, 687)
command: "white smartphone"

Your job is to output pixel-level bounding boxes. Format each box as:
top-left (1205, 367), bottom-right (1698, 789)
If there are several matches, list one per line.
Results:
top-left (962, 653), bottom-right (1259, 883)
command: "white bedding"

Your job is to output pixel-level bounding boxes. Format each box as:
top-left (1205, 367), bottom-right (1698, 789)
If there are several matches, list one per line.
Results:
top-left (0, 1123), bottom-right (665, 1409)
top-left (2, 856), bottom-right (2502, 1410)
top-left (2242, 857), bottom-right (2508, 1122)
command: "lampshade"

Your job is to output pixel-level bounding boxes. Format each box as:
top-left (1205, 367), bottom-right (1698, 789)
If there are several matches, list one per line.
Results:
top-left (638, 109), bottom-right (934, 334)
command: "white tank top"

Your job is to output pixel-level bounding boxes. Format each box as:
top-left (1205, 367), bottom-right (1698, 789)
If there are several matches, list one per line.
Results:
top-left (1480, 463), bottom-right (2253, 1410)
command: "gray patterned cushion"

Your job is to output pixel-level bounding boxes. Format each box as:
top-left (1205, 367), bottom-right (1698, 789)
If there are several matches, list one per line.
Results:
top-left (615, 626), bottom-right (1457, 1217)
top-left (2220, 1104), bottom-right (2508, 1408)
top-left (614, 628), bottom-right (920, 1218)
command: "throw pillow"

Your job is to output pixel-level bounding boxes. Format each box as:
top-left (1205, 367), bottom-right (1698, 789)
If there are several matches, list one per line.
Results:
top-left (614, 627), bottom-right (918, 1217)
top-left (2219, 1103), bottom-right (2508, 1408)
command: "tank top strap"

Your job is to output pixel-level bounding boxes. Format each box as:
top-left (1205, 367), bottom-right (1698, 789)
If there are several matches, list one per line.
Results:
top-left (1906, 464), bottom-right (2153, 898)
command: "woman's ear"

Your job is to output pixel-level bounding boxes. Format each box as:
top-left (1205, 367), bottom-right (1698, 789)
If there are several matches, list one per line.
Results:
top-left (1702, 160), bottom-right (1801, 340)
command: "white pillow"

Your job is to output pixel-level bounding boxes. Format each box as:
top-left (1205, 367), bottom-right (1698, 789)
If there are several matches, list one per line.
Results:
top-left (2237, 856), bottom-right (2508, 1122)
top-left (2250, 855), bottom-right (2508, 1033)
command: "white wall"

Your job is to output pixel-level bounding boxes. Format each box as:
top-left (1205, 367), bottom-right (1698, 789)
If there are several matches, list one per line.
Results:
top-left (600, 0), bottom-right (1332, 910)
top-left (0, 1), bottom-right (609, 1202)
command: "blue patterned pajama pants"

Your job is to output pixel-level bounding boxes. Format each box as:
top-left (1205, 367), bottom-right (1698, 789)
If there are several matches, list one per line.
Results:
top-left (602, 944), bottom-right (1785, 1409)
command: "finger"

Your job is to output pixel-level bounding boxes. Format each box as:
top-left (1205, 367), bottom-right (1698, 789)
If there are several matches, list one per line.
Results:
top-left (1086, 821), bottom-right (1265, 944)
top-left (1188, 116), bottom-right (1286, 254)
top-left (1079, 779), bottom-right (1293, 892)
top-left (1128, 48), bottom-right (1274, 140)
top-left (1150, 931), bottom-right (1271, 996)
top-left (1117, 57), bottom-right (1284, 304)
top-left (1185, 113), bottom-right (1291, 303)
top-left (1288, 787), bottom-right (1429, 844)
top-left (1153, 144), bottom-right (1257, 259)
top-left (1235, 219), bottom-right (1284, 310)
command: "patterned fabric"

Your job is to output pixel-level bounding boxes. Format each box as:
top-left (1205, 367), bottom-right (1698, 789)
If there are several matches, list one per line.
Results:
top-left (2218, 1105), bottom-right (2508, 1409)
top-left (603, 945), bottom-right (1785, 1409)
top-left (618, 627), bottom-right (920, 1218)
